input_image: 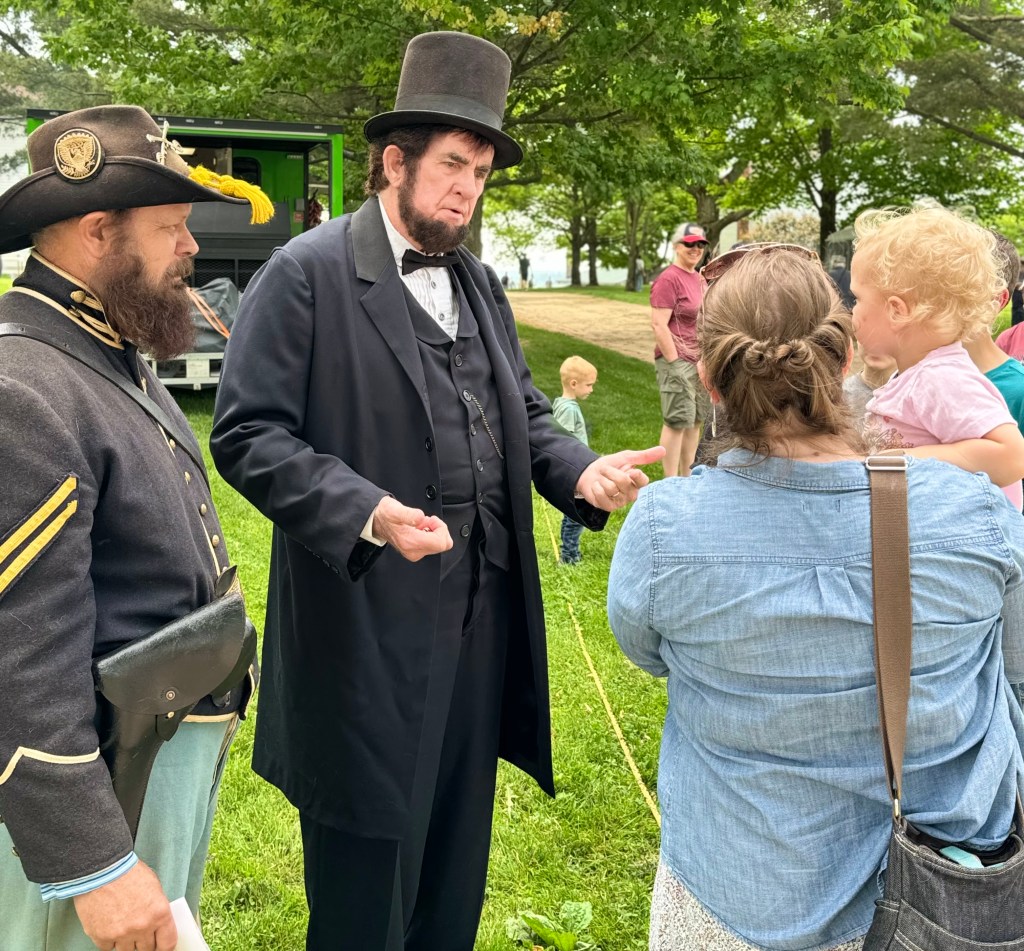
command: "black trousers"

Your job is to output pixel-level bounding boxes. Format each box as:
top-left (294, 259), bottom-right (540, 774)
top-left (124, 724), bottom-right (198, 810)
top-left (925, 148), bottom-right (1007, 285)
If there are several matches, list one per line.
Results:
top-left (301, 523), bottom-right (510, 951)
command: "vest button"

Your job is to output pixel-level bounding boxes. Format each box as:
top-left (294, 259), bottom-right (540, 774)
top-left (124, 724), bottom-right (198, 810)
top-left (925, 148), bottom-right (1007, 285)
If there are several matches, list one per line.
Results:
top-left (462, 389), bottom-right (472, 401)
top-left (454, 353), bottom-right (464, 366)
top-left (425, 485), bottom-right (437, 500)
top-left (460, 523), bottom-right (471, 537)
top-left (476, 459), bottom-right (484, 471)
top-left (470, 424), bottom-right (477, 435)
top-left (424, 437), bottom-right (433, 452)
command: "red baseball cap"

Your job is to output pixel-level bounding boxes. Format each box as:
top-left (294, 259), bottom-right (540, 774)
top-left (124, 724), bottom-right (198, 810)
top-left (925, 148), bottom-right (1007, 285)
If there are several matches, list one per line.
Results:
top-left (674, 222), bottom-right (707, 245)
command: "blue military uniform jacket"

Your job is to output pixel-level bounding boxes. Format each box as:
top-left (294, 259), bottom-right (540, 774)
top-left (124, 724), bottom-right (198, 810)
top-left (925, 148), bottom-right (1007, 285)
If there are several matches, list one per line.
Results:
top-left (0, 254), bottom-right (233, 884)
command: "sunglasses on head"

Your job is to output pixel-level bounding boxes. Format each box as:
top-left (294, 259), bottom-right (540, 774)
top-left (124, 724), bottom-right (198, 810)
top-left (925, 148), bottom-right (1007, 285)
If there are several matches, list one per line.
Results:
top-left (701, 242), bottom-right (819, 284)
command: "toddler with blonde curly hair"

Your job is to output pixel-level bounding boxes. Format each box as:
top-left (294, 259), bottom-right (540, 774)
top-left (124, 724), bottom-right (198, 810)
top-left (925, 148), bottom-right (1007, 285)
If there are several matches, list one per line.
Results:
top-left (851, 206), bottom-right (1024, 508)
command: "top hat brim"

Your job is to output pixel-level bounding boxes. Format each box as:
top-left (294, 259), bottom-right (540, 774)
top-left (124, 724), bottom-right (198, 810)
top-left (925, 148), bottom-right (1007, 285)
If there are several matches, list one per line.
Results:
top-left (363, 109), bottom-right (523, 169)
top-left (0, 157), bottom-right (247, 254)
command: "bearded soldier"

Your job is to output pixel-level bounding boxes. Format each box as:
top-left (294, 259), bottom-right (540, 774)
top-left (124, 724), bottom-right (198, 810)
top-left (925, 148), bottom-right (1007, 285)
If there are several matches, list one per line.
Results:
top-left (0, 106), bottom-right (265, 951)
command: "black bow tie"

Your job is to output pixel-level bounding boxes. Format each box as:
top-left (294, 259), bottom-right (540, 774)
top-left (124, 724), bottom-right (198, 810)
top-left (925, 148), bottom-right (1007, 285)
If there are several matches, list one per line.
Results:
top-left (402, 248), bottom-right (460, 275)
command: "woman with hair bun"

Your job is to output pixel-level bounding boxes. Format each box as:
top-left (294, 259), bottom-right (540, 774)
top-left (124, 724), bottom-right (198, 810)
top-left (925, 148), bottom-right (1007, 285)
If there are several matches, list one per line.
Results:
top-left (608, 246), bottom-right (1024, 951)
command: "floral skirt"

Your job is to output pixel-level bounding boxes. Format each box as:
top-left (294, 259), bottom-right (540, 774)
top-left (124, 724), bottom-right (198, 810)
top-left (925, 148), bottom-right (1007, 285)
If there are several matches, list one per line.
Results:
top-left (649, 862), bottom-right (865, 951)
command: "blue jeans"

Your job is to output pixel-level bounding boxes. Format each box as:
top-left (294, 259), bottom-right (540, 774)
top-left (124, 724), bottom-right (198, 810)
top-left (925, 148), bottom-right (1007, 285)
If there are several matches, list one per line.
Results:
top-left (560, 515), bottom-right (584, 563)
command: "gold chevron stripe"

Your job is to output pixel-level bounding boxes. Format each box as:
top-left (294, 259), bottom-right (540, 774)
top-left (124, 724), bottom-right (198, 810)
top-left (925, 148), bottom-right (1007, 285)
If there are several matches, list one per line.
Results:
top-left (0, 477), bottom-right (77, 567)
top-left (0, 746), bottom-right (100, 786)
top-left (0, 499), bottom-right (78, 598)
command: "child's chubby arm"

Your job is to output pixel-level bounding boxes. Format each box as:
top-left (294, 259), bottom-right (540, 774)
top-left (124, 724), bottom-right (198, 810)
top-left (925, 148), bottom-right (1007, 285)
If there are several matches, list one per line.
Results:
top-left (904, 422), bottom-right (1024, 487)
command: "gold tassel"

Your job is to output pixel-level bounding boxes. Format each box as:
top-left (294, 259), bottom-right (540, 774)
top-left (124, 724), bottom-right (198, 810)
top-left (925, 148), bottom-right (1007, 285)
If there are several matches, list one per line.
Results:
top-left (188, 165), bottom-right (275, 225)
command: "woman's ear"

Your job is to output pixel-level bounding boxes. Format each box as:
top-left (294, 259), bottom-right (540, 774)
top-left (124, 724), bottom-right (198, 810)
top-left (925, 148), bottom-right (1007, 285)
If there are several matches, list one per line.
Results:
top-left (697, 360), bottom-right (720, 404)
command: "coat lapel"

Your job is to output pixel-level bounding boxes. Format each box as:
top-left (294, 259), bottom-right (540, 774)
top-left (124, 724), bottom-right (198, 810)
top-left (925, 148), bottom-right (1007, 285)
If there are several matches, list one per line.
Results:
top-left (352, 198), bottom-right (430, 411)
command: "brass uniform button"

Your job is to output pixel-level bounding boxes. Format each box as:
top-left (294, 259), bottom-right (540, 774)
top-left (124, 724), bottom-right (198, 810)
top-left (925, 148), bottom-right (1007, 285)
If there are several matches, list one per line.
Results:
top-left (184, 471), bottom-right (192, 484)
top-left (200, 503), bottom-right (208, 515)
top-left (169, 439), bottom-right (176, 450)
top-left (211, 535), bottom-right (220, 548)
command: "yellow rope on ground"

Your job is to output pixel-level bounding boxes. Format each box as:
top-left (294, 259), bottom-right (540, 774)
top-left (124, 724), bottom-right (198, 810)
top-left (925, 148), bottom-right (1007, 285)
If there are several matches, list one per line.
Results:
top-left (540, 502), bottom-right (661, 828)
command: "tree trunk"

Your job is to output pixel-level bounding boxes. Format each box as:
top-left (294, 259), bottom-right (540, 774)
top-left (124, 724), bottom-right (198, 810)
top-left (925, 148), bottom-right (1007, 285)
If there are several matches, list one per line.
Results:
top-left (625, 198), bottom-right (642, 290)
top-left (467, 197), bottom-right (484, 258)
top-left (585, 215), bottom-right (599, 286)
top-left (817, 124), bottom-right (838, 260)
top-left (569, 214), bottom-right (583, 286)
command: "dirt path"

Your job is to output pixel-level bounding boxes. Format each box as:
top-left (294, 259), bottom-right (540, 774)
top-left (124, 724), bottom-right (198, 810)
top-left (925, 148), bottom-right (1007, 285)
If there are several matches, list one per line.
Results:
top-left (507, 290), bottom-right (653, 363)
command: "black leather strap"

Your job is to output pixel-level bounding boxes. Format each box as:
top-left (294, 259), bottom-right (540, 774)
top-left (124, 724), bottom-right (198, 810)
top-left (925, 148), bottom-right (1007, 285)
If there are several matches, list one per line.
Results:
top-left (0, 321), bottom-right (209, 480)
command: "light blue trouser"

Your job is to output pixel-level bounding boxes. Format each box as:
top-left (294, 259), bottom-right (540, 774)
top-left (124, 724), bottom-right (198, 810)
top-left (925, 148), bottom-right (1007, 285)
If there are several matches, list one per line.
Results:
top-left (0, 717), bottom-right (236, 950)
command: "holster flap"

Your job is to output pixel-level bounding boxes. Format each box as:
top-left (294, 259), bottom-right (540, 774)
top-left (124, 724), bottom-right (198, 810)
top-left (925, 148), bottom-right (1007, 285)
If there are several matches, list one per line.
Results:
top-left (93, 566), bottom-right (252, 715)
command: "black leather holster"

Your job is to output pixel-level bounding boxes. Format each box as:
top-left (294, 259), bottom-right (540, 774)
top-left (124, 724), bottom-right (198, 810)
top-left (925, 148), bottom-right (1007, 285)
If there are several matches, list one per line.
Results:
top-left (92, 566), bottom-right (257, 839)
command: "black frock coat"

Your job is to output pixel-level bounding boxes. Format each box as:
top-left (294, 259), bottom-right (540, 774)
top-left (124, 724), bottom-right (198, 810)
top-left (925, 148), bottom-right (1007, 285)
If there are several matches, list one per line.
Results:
top-left (211, 198), bottom-right (606, 839)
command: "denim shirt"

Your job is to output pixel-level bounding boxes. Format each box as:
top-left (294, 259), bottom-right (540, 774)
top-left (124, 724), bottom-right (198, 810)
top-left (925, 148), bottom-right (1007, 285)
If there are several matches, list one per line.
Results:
top-left (608, 452), bottom-right (1024, 951)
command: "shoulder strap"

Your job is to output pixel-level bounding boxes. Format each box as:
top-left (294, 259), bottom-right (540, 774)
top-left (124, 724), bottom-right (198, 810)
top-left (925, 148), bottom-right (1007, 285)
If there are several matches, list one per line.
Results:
top-left (866, 454), bottom-right (912, 817)
top-left (0, 321), bottom-right (209, 481)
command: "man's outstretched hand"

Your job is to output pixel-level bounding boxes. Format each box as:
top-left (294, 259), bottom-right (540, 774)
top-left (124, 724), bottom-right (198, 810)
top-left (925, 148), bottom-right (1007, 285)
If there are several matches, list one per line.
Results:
top-left (575, 446), bottom-right (666, 511)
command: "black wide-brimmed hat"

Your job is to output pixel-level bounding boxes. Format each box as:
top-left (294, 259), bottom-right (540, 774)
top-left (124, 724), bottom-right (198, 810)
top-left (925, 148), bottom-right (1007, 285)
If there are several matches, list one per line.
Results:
top-left (364, 31), bottom-right (522, 169)
top-left (0, 105), bottom-right (274, 254)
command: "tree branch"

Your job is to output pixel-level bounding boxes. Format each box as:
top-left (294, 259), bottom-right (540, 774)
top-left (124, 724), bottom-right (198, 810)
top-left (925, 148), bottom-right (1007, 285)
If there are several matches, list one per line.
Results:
top-left (0, 28), bottom-right (32, 59)
top-left (906, 106), bottom-right (1024, 159)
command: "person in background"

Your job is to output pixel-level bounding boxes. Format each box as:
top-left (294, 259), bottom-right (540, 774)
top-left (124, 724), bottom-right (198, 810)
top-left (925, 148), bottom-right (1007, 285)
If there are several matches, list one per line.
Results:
top-left (0, 106), bottom-right (261, 951)
top-left (552, 355), bottom-right (598, 565)
top-left (852, 206), bottom-right (1024, 510)
top-left (650, 222), bottom-right (712, 477)
top-left (1012, 268), bottom-right (1024, 327)
top-left (609, 245), bottom-right (1024, 950)
top-left (210, 31), bottom-right (662, 951)
top-left (996, 265), bottom-right (1024, 356)
top-left (965, 232), bottom-right (1024, 443)
top-left (828, 254), bottom-right (855, 309)
top-left (519, 252), bottom-right (530, 289)
top-left (843, 342), bottom-right (897, 432)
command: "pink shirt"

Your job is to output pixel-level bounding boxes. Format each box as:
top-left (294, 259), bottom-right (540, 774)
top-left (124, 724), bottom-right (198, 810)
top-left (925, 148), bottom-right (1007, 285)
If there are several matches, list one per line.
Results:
top-left (866, 343), bottom-right (1022, 509)
top-left (996, 322), bottom-right (1024, 361)
top-left (650, 264), bottom-right (704, 362)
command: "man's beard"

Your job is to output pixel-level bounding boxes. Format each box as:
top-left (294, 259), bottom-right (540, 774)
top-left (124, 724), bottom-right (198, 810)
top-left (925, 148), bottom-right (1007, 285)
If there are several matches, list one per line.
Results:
top-left (397, 172), bottom-right (470, 254)
top-left (93, 246), bottom-right (196, 360)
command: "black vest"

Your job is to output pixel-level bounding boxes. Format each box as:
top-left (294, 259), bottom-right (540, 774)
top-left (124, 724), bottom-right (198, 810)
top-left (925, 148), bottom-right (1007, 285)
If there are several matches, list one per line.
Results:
top-left (404, 276), bottom-right (511, 570)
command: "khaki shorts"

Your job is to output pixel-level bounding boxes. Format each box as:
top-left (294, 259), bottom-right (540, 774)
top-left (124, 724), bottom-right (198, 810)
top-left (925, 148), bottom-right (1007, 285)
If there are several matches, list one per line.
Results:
top-left (655, 357), bottom-right (711, 429)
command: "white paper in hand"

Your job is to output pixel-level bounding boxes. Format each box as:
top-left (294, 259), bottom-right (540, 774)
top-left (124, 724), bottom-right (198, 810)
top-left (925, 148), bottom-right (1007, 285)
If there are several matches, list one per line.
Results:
top-left (170, 897), bottom-right (211, 951)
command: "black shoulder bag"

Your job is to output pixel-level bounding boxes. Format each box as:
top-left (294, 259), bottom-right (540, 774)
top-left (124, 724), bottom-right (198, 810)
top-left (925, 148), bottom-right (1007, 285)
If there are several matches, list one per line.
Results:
top-left (863, 455), bottom-right (1024, 950)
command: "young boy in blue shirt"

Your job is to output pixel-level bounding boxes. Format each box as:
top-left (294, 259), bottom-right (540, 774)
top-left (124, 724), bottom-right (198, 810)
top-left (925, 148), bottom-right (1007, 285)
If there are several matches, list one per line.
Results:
top-left (552, 356), bottom-right (597, 565)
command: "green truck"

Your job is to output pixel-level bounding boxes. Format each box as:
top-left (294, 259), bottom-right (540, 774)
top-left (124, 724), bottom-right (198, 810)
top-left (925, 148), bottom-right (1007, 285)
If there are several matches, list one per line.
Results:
top-left (26, 109), bottom-right (345, 387)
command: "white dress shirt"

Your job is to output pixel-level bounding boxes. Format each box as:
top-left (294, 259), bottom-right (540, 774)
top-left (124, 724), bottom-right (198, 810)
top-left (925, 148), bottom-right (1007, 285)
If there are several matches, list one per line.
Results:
top-left (379, 201), bottom-right (460, 339)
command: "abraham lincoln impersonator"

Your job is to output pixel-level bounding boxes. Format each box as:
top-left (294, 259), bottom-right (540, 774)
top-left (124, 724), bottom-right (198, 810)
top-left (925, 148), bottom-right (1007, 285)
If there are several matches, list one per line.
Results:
top-left (0, 106), bottom-right (267, 951)
top-left (211, 29), bottom-right (663, 951)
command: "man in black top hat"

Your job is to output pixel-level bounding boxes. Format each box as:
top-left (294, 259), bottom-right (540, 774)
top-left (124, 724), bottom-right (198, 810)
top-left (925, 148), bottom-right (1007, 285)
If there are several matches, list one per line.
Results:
top-left (211, 29), bottom-right (663, 951)
top-left (0, 105), bottom-right (264, 951)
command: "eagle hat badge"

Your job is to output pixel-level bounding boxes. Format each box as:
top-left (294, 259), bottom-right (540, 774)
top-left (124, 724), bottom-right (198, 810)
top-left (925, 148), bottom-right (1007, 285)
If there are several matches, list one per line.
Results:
top-left (53, 128), bottom-right (103, 182)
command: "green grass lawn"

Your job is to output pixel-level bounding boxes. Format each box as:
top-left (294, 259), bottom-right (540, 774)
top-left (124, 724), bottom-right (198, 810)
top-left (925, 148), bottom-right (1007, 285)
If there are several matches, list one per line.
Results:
top-left (511, 284), bottom-right (650, 305)
top-left (177, 323), bottom-right (667, 950)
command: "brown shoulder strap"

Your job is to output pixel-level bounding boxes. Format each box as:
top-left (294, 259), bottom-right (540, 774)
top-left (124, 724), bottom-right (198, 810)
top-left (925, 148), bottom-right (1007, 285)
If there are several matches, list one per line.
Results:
top-left (866, 455), bottom-right (912, 815)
